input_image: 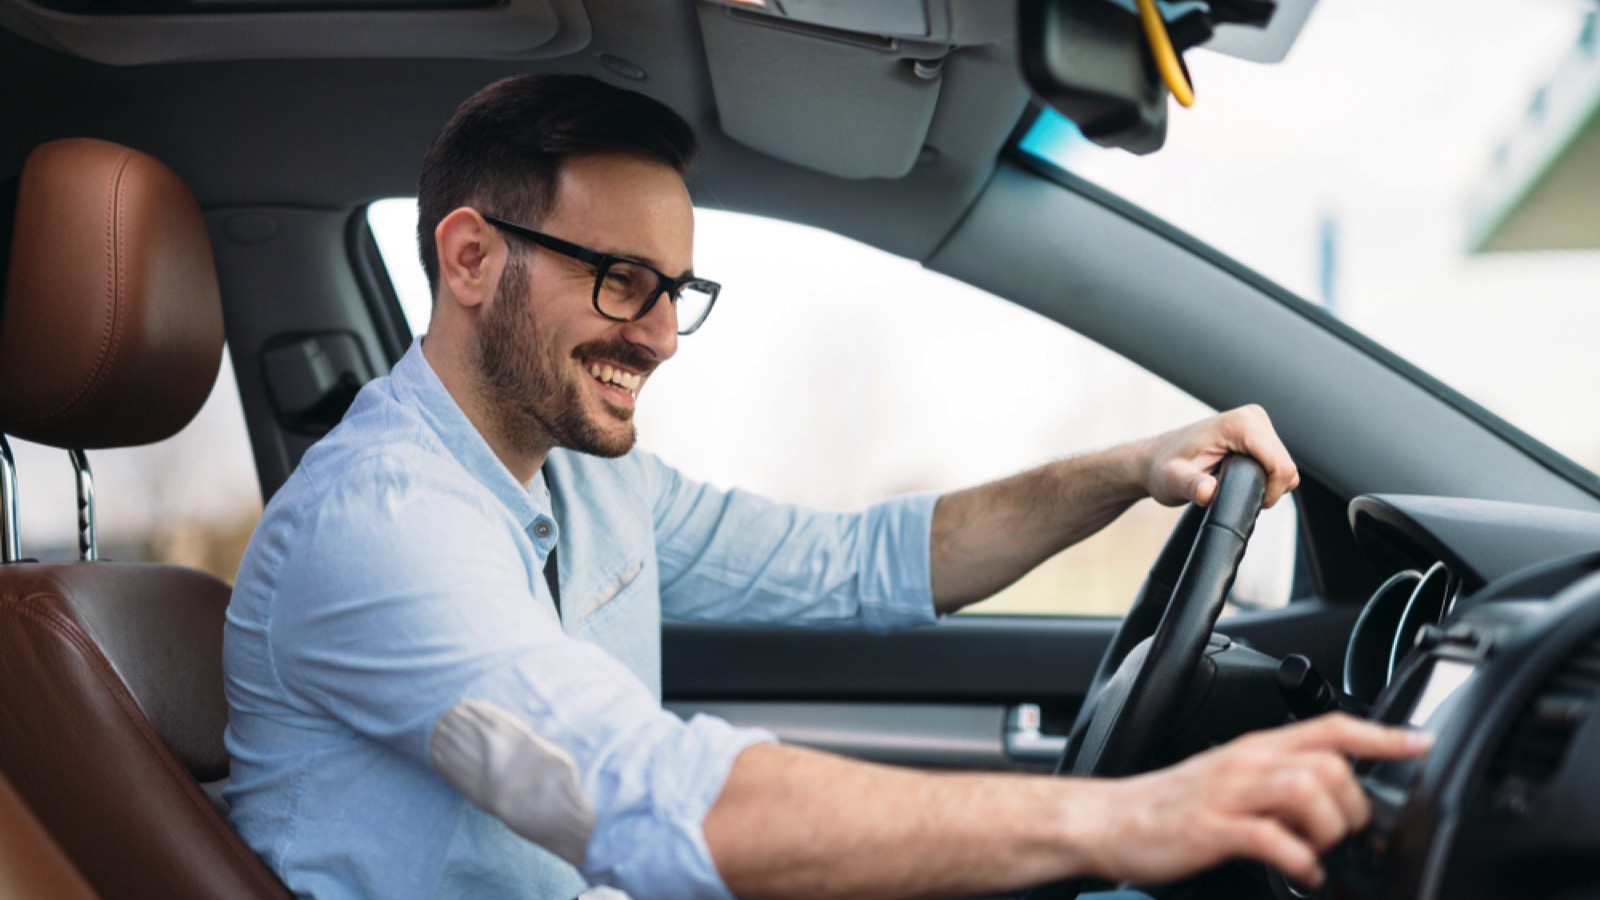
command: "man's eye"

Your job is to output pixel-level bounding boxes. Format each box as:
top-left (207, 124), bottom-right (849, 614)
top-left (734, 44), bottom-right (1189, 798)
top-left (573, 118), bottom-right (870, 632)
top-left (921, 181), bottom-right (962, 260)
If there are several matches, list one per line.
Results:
top-left (605, 268), bottom-right (640, 289)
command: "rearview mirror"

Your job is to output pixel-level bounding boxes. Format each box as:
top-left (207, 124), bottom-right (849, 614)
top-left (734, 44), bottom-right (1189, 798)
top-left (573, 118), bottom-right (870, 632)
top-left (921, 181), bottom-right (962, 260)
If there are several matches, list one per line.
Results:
top-left (1019, 0), bottom-right (1172, 155)
top-left (1019, 0), bottom-right (1319, 155)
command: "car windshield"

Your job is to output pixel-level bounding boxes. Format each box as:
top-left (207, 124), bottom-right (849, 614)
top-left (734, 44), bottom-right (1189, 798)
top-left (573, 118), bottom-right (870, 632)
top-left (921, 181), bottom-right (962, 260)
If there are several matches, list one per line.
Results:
top-left (1017, 0), bottom-right (1600, 479)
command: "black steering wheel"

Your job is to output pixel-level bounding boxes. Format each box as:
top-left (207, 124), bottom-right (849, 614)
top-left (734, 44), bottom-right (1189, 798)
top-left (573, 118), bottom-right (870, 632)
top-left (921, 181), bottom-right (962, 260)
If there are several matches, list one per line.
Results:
top-left (1061, 454), bottom-right (1268, 779)
top-left (1025, 456), bottom-right (1267, 900)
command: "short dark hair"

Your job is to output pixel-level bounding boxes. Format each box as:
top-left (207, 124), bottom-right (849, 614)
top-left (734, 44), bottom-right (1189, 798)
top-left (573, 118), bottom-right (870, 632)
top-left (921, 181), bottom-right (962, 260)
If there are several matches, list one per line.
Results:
top-left (415, 74), bottom-right (699, 294)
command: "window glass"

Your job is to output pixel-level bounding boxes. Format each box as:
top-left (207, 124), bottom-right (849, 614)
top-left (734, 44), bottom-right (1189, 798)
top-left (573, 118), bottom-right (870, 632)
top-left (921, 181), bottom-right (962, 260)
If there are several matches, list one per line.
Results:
top-left (367, 203), bottom-right (1294, 615)
top-left (1018, 0), bottom-right (1600, 480)
top-left (7, 351), bottom-right (262, 582)
top-left (370, 197), bottom-right (434, 332)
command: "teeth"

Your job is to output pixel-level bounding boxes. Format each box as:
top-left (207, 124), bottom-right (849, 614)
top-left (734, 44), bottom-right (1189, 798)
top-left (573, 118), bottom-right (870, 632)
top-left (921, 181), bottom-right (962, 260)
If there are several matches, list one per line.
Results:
top-left (586, 361), bottom-right (641, 397)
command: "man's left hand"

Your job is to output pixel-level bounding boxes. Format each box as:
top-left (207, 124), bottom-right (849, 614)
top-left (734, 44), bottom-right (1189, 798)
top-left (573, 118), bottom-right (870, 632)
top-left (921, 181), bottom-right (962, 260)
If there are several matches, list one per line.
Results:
top-left (1138, 405), bottom-right (1299, 508)
top-left (928, 403), bottom-right (1299, 611)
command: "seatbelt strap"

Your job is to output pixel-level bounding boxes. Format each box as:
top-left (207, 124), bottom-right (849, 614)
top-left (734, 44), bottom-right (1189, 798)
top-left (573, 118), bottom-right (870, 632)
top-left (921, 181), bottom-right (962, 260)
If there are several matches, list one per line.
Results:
top-left (540, 465), bottom-right (561, 621)
top-left (543, 544), bottom-right (561, 621)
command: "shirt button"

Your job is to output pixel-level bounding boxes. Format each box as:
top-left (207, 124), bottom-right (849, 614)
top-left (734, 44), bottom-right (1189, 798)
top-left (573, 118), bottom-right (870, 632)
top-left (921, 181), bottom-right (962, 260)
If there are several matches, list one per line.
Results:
top-left (533, 520), bottom-right (552, 538)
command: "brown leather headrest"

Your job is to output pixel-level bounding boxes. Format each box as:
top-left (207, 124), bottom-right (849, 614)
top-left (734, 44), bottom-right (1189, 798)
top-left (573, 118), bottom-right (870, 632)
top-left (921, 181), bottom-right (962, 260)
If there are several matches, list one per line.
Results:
top-left (0, 139), bottom-right (223, 449)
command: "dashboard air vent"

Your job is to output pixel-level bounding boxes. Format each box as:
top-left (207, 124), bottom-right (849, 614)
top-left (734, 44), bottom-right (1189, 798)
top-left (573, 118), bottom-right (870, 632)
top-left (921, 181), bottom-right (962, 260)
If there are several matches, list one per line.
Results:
top-left (1484, 632), bottom-right (1600, 817)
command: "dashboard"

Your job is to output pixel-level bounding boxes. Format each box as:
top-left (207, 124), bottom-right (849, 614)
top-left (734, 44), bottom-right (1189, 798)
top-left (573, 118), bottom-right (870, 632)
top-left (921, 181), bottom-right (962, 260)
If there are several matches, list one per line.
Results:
top-left (1328, 495), bottom-right (1600, 900)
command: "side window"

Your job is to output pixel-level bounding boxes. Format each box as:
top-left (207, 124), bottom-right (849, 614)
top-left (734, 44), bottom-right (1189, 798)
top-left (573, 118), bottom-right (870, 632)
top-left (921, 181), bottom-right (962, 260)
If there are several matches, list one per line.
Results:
top-left (368, 203), bottom-right (1294, 616)
top-left (8, 351), bottom-right (262, 581)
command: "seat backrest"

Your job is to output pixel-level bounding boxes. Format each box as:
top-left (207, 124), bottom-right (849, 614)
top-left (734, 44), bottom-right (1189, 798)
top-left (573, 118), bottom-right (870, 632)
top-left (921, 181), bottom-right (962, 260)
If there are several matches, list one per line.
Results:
top-left (0, 768), bottom-right (96, 900)
top-left (0, 138), bottom-right (289, 899)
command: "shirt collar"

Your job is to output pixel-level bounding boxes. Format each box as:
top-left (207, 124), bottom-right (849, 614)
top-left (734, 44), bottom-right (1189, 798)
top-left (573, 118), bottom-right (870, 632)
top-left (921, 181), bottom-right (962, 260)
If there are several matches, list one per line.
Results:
top-left (389, 338), bottom-right (547, 531)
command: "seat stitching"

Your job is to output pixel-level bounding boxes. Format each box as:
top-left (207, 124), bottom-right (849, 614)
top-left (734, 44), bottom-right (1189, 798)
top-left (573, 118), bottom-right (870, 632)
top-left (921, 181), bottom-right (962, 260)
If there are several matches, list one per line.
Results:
top-left (11, 149), bottom-right (134, 426)
top-left (4, 594), bottom-right (288, 895)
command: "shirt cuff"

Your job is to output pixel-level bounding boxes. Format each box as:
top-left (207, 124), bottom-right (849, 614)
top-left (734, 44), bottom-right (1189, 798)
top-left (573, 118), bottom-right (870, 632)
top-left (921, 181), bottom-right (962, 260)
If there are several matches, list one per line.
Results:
top-left (584, 714), bottom-right (775, 899)
top-left (858, 491), bottom-right (939, 632)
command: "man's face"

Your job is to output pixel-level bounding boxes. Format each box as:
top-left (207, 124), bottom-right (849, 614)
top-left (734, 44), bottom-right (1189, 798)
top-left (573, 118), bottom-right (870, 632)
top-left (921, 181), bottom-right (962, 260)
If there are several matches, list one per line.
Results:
top-left (473, 153), bottom-right (693, 459)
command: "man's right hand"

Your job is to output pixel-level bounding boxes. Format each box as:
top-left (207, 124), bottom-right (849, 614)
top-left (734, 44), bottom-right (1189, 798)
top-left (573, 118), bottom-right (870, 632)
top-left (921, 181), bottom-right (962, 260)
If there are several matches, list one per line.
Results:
top-left (1067, 713), bottom-right (1432, 889)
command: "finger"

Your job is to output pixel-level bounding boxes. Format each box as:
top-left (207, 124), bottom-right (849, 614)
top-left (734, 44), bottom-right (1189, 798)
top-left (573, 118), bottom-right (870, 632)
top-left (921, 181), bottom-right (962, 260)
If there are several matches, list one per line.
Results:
top-left (1312, 746), bottom-right (1376, 832)
top-left (1276, 713), bottom-right (1433, 759)
top-left (1268, 766), bottom-right (1351, 852)
top-left (1190, 472), bottom-right (1218, 507)
top-left (1320, 751), bottom-right (1372, 831)
top-left (1229, 406), bottom-right (1298, 508)
top-left (1217, 817), bottom-right (1324, 888)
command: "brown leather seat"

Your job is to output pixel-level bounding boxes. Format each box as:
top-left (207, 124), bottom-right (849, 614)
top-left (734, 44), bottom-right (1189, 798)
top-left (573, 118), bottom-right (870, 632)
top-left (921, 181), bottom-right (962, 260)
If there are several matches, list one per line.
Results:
top-left (0, 770), bottom-right (96, 900)
top-left (0, 139), bottom-right (290, 899)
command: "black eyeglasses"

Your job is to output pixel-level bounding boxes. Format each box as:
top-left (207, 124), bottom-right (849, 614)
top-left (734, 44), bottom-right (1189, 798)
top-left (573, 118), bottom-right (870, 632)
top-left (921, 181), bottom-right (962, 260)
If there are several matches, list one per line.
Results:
top-left (482, 213), bottom-right (721, 335)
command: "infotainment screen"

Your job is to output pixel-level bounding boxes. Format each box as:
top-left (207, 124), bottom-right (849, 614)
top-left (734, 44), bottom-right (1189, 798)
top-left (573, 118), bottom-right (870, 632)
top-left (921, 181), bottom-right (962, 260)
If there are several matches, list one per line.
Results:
top-left (1407, 658), bottom-right (1476, 728)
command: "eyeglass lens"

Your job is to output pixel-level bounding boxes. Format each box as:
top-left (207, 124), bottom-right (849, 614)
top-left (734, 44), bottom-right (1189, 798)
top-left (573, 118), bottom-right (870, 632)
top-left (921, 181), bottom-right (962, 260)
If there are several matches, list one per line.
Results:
top-left (596, 260), bottom-right (716, 334)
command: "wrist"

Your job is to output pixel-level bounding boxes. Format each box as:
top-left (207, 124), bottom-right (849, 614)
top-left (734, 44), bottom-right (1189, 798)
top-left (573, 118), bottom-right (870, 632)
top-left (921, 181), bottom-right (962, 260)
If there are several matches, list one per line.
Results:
top-left (1104, 438), bottom-right (1157, 503)
top-left (1042, 777), bottom-right (1118, 882)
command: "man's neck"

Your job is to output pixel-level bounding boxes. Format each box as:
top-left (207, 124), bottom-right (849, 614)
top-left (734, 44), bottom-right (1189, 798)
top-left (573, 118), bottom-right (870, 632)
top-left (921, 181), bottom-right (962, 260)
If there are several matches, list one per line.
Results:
top-left (422, 335), bottom-right (550, 484)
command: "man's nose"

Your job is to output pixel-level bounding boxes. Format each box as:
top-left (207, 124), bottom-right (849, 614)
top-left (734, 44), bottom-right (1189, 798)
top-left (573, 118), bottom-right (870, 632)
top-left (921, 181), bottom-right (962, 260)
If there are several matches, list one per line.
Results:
top-left (618, 291), bottom-right (678, 361)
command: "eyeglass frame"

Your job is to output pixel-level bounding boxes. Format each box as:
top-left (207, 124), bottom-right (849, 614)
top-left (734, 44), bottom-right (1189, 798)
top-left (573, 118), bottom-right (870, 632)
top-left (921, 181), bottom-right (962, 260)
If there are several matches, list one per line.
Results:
top-left (480, 212), bottom-right (721, 335)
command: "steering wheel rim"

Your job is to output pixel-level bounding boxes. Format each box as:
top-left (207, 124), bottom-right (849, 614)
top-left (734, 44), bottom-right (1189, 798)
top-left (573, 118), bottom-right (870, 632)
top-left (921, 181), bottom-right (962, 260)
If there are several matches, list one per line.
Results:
top-left (1052, 502), bottom-right (1205, 775)
top-left (1026, 457), bottom-right (1268, 900)
top-left (1063, 454), bottom-right (1268, 778)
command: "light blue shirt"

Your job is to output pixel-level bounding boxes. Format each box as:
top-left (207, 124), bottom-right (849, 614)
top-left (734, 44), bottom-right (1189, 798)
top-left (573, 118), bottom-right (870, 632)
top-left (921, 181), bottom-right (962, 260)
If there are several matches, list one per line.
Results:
top-left (223, 340), bottom-right (938, 899)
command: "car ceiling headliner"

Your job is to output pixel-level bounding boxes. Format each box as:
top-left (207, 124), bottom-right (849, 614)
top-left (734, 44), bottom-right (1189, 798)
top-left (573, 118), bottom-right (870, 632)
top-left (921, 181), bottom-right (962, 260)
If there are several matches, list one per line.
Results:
top-left (0, 0), bottom-right (1030, 261)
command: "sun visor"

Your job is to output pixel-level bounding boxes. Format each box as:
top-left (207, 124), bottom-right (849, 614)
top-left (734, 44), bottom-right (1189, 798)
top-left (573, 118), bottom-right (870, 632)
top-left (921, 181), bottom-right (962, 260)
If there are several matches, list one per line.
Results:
top-left (696, 3), bottom-right (947, 180)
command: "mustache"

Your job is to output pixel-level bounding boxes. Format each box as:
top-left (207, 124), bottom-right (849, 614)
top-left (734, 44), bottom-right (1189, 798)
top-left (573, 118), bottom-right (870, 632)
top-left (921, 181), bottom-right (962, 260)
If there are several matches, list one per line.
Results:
top-left (571, 338), bottom-right (659, 375)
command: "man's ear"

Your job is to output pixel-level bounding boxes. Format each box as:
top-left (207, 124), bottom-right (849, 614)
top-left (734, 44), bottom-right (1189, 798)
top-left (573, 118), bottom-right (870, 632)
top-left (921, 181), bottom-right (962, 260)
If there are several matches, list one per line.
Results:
top-left (435, 207), bottom-right (503, 313)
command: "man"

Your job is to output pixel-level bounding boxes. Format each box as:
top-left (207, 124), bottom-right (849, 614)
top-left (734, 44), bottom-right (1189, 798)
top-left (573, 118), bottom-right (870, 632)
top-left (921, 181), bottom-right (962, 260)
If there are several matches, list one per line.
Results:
top-left (223, 74), bottom-right (1426, 899)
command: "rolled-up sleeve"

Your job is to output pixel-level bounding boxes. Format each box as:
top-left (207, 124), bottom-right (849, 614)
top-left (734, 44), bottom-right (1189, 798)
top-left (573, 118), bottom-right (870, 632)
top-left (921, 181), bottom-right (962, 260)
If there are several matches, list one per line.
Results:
top-left (641, 453), bottom-right (938, 631)
top-left (268, 457), bottom-right (769, 897)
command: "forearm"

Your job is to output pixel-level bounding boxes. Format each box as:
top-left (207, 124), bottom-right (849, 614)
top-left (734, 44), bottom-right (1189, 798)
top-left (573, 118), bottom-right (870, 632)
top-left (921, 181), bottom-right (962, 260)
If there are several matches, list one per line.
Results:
top-left (703, 743), bottom-right (1097, 899)
top-left (702, 716), bottom-right (1431, 898)
top-left (928, 442), bottom-right (1151, 613)
top-left (925, 406), bottom-right (1301, 614)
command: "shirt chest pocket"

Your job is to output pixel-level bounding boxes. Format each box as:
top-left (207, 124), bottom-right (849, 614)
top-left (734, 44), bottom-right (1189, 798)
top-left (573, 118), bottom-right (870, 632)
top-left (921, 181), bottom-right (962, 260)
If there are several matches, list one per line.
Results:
top-left (569, 558), bottom-right (661, 692)
top-left (574, 559), bottom-right (646, 624)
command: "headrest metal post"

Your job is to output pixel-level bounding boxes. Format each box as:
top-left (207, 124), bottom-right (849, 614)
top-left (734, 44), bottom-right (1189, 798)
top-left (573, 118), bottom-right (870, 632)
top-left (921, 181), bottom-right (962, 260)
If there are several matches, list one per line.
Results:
top-left (0, 435), bottom-right (18, 563)
top-left (69, 448), bottom-right (97, 561)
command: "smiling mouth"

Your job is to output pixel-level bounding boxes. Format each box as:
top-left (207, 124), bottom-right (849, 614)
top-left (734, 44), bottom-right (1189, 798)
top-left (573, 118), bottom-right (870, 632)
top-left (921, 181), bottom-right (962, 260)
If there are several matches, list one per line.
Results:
top-left (586, 361), bottom-right (642, 398)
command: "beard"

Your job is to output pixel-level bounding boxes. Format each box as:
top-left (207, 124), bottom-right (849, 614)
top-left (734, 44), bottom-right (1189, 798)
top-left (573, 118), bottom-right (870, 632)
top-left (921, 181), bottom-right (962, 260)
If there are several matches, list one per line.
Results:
top-left (473, 253), bottom-right (646, 459)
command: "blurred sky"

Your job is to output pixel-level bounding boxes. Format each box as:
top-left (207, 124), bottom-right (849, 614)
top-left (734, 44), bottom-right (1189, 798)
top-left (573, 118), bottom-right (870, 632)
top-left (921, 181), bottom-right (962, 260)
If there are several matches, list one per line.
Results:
top-left (1045, 0), bottom-right (1600, 470)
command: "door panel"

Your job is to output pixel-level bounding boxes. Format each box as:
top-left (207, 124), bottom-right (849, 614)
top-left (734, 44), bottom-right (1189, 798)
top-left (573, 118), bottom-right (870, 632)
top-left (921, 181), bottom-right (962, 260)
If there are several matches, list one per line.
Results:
top-left (665, 617), bottom-right (1110, 704)
top-left (664, 701), bottom-right (1015, 769)
top-left (662, 600), bottom-right (1360, 769)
